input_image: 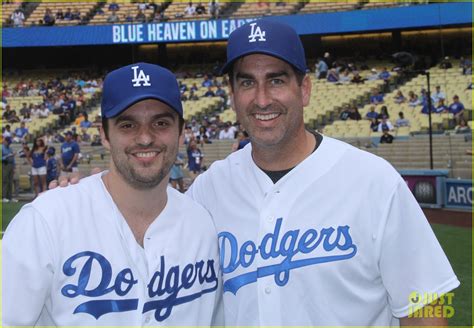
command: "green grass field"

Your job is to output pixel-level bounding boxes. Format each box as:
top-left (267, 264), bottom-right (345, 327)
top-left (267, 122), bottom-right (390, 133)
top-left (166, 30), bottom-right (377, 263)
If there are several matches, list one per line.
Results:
top-left (1, 203), bottom-right (472, 326)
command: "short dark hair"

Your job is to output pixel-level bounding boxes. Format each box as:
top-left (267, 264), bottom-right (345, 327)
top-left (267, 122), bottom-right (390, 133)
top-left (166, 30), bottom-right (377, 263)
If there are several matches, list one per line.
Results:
top-left (101, 116), bottom-right (185, 140)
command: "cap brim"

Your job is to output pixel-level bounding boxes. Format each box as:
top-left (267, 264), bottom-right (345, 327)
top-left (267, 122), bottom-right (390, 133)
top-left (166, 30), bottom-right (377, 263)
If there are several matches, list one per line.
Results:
top-left (220, 49), bottom-right (305, 75)
top-left (104, 94), bottom-right (182, 118)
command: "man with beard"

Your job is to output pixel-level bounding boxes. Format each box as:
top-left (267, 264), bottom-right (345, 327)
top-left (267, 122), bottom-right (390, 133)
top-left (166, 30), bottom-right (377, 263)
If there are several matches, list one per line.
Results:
top-left (3, 63), bottom-right (222, 326)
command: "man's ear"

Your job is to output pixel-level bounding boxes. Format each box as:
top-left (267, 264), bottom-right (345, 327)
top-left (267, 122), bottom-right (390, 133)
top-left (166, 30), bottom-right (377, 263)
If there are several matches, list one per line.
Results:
top-left (99, 125), bottom-right (110, 150)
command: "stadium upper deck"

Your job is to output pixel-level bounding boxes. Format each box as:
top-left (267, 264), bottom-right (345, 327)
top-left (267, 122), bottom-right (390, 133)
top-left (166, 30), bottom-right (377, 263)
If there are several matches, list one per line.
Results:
top-left (3, 0), bottom-right (430, 28)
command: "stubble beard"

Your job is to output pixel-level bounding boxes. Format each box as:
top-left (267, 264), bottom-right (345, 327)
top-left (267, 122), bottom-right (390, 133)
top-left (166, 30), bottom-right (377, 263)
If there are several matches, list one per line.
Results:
top-left (111, 145), bottom-right (177, 191)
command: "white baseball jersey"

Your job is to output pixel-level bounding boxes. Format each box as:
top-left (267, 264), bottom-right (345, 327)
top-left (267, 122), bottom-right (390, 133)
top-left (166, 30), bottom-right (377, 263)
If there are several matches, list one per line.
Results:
top-left (188, 136), bottom-right (460, 326)
top-left (3, 173), bottom-right (222, 326)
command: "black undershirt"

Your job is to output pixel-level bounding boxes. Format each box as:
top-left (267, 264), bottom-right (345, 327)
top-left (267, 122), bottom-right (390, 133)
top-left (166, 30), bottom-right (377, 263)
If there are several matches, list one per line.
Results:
top-left (261, 130), bottom-right (323, 184)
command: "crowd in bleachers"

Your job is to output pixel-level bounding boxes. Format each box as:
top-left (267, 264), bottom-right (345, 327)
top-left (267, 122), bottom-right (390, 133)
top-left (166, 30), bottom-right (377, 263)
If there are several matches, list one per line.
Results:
top-left (3, 0), bottom-right (431, 28)
top-left (1, 51), bottom-right (472, 198)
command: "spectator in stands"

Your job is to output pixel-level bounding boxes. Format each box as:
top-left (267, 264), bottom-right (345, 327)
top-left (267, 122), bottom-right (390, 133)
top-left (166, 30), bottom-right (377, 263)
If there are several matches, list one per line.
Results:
top-left (236, 131), bottom-right (250, 151)
top-left (196, 126), bottom-right (210, 143)
top-left (179, 81), bottom-right (188, 92)
top-left (215, 85), bottom-right (227, 101)
top-left (448, 95), bottom-right (465, 123)
top-left (43, 8), bottom-right (55, 26)
top-left (202, 76), bottom-right (213, 87)
top-left (46, 146), bottom-right (59, 188)
top-left (339, 69), bottom-right (351, 84)
top-left (408, 90), bottom-right (421, 107)
top-left (348, 105), bottom-right (361, 121)
top-left (60, 131), bottom-right (80, 178)
top-left (108, 1), bottom-right (120, 11)
top-left (150, 9), bottom-right (167, 22)
top-left (460, 57), bottom-right (472, 75)
top-left (366, 68), bottom-right (379, 81)
top-left (379, 127), bottom-right (394, 144)
top-left (2, 137), bottom-right (17, 202)
top-left (395, 112), bottom-right (410, 127)
top-left (370, 89), bottom-right (384, 105)
top-left (377, 116), bottom-right (394, 132)
top-left (326, 68), bottom-right (339, 83)
top-left (80, 112), bottom-right (93, 128)
top-left (19, 102), bottom-right (30, 117)
top-left (393, 90), bottom-right (406, 104)
top-left (439, 56), bottom-right (452, 69)
top-left (107, 10), bottom-right (119, 24)
top-left (135, 10), bottom-right (146, 23)
top-left (90, 134), bottom-right (102, 146)
top-left (369, 118), bottom-right (379, 132)
top-left (188, 90), bottom-right (199, 101)
top-left (170, 153), bottom-right (185, 192)
top-left (378, 105), bottom-right (390, 119)
top-left (11, 9), bottom-right (25, 27)
top-left (123, 10), bottom-right (133, 23)
top-left (365, 105), bottom-right (379, 120)
top-left (7, 111), bottom-right (21, 123)
top-left (185, 2), bottom-right (196, 16)
top-left (37, 104), bottom-right (50, 118)
top-left (190, 83), bottom-right (199, 92)
top-left (2, 105), bottom-right (15, 121)
top-left (434, 98), bottom-right (448, 114)
top-left (13, 122), bottom-right (29, 143)
top-left (137, 2), bottom-right (148, 11)
top-left (455, 118), bottom-right (471, 134)
top-left (80, 128), bottom-right (91, 143)
top-left (421, 101), bottom-right (435, 115)
top-left (71, 9), bottom-right (81, 20)
top-left (350, 71), bottom-right (364, 84)
top-left (219, 123), bottom-right (235, 140)
top-left (315, 57), bottom-right (328, 79)
top-left (196, 2), bottom-right (206, 15)
top-left (323, 52), bottom-right (333, 68)
top-left (22, 112), bottom-right (32, 123)
top-left (187, 140), bottom-right (204, 177)
top-left (431, 85), bottom-right (445, 104)
top-left (3, 125), bottom-right (12, 139)
top-left (339, 105), bottom-right (351, 121)
top-left (43, 130), bottom-right (54, 145)
top-left (64, 8), bottom-right (73, 20)
top-left (28, 137), bottom-right (47, 197)
top-left (378, 67), bottom-right (391, 81)
top-left (209, 0), bottom-right (219, 19)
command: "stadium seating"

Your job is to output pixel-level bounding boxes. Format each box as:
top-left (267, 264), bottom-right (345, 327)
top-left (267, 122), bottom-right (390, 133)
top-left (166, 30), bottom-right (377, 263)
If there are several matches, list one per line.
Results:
top-left (89, 1), bottom-right (158, 25)
top-left (2, 2), bottom-right (22, 25)
top-left (25, 2), bottom-right (97, 26)
top-left (299, 1), bottom-right (358, 14)
top-left (366, 134), bottom-right (472, 179)
top-left (321, 60), bottom-right (472, 139)
top-left (230, 1), bottom-right (302, 18)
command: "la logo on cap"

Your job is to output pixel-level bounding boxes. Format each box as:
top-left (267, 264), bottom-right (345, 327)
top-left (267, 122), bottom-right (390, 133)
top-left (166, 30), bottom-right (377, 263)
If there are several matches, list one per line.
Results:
top-left (131, 65), bottom-right (151, 87)
top-left (248, 22), bottom-right (266, 43)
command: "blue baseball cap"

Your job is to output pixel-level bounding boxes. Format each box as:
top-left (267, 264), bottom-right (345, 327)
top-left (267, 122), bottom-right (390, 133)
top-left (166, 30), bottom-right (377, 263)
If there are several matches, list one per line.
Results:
top-left (221, 20), bottom-right (307, 74)
top-left (101, 62), bottom-right (183, 118)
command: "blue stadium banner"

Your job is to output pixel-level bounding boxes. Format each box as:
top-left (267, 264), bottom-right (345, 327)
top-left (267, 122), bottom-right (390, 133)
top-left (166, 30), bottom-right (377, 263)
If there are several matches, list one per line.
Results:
top-left (444, 179), bottom-right (472, 210)
top-left (3, 2), bottom-right (472, 48)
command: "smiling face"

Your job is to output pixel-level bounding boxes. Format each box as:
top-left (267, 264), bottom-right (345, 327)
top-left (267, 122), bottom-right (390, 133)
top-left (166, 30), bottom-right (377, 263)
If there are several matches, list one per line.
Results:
top-left (101, 99), bottom-right (181, 190)
top-left (229, 54), bottom-right (311, 150)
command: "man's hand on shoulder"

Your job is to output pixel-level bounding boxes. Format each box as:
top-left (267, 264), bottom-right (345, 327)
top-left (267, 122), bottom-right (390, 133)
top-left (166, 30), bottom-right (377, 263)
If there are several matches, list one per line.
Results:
top-left (47, 168), bottom-right (104, 189)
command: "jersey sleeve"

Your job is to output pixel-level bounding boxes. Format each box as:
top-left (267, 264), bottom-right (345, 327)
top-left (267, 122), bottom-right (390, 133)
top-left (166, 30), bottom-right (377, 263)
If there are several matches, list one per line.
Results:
top-left (73, 142), bottom-right (80, 154)
top-left (378, 179), bottom-right (460, 318)
top-left (2, 205), bottom-right (56, 325)
top-left (186, 174), bottom-right (208, 210)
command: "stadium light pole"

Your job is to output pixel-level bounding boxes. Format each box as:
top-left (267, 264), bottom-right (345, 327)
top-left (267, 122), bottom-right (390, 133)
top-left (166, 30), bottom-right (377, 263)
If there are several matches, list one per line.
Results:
top-left (392, 52), bottom-right (434, 170)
